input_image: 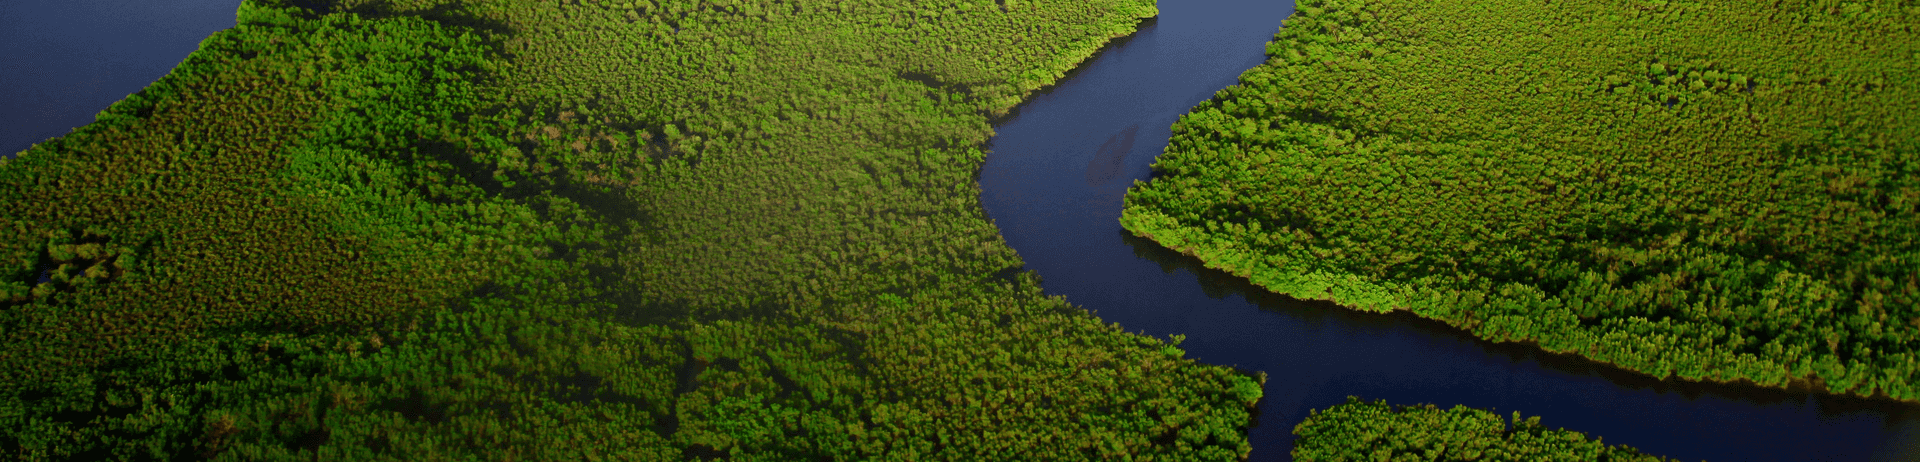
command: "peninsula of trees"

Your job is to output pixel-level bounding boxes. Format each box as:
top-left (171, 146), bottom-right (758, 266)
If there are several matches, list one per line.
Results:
top-left (1292, 397), bottom-right (1673, 462)
top-left (0, 0), bottom-right (1265, 459)
top-left (1124, 0), bottom-right (1919, 400)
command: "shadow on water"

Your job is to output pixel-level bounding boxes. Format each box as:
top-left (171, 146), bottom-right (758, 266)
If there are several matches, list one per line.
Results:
top-left (1085, 125), bottom-right (1140, 186)
top-left (988, 17), bottom-right (1161, 127)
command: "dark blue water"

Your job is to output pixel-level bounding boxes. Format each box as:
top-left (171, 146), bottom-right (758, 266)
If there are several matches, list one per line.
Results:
top-left (978, 0), bottom-right (1920, 461)
top-left (1, 0), bottom-right (238, 158)
top-left (12, 0), bottom-right (1920, 460)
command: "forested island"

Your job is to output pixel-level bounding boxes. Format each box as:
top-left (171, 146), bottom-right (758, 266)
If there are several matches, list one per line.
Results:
top-left (0, 0), bottom-right (1270, 459)
top-left (1125, 0), bottom-right (1918, 403)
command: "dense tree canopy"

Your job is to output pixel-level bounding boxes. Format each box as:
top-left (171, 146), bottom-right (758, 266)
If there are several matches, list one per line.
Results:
top-left (0, 0), bottom-right (1265, 459)
top-left (1124, 0), bottom-right (1919, 400)
top-left (1293, 397), bottom-right (1673, 462)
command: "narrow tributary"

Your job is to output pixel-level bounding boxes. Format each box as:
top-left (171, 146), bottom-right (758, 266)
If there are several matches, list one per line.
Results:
top-left (977, 0), bottom-right (1920, 460)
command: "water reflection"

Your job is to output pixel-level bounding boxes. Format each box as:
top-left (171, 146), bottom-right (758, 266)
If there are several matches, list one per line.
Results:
top-left (1084, 125), bottom-right (1141, 186)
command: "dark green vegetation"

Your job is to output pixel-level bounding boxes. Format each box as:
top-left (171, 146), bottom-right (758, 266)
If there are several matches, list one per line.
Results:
top-left (1124, 0), bottom-right (1920, 400)
top-left (0, 0), bottom-right (1266, 459)
top-left (1293, 397), bottom-right (1673, 462)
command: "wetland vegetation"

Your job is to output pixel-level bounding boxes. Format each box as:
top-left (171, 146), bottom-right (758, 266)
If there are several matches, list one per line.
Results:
top-left (1125, 0), bottom-right (1919, 405)
top-left (0, 0), bottom-right (1267, 459)
top-left (6, 0), bottom-right (1903, 458)
top-left (1291, 398), bottom-right (1670, 462)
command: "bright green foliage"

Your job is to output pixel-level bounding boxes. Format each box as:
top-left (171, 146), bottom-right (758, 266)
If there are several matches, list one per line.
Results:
top-left (1, 0), bottom-right (1263, 459)
top-left (1293, 397), bottom-right (1675, 461)
top-left (1123, 0), bottom-right (1920, 399)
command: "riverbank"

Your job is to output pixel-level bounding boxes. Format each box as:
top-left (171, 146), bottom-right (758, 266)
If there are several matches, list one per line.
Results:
top-left (978, 0), bottom-right (1920, 459)
top-left (1123, 0), bottom-right (1920, 403)
top-left (0, 0), bottom-right (1262, 458)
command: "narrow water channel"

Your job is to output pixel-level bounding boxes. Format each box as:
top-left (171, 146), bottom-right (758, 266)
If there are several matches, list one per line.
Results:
top-left (977, 0), bottom-right (1920, 460)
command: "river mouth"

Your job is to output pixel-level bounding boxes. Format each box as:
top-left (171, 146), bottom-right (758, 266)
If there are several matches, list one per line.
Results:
top-left (976, 0), bottom-right (1920, 460)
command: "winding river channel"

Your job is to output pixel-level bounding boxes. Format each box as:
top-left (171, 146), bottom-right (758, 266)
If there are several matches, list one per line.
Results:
top-left (979, 0), bottom-right (1920, 460)
top-left (8, 0), bottom-right (1920, 460)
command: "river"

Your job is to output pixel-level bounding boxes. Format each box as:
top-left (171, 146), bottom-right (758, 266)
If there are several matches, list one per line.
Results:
top-left (977, 0), bottom-right (1920, 460)
top-left (8, 0), bottom-right (1920, 460)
